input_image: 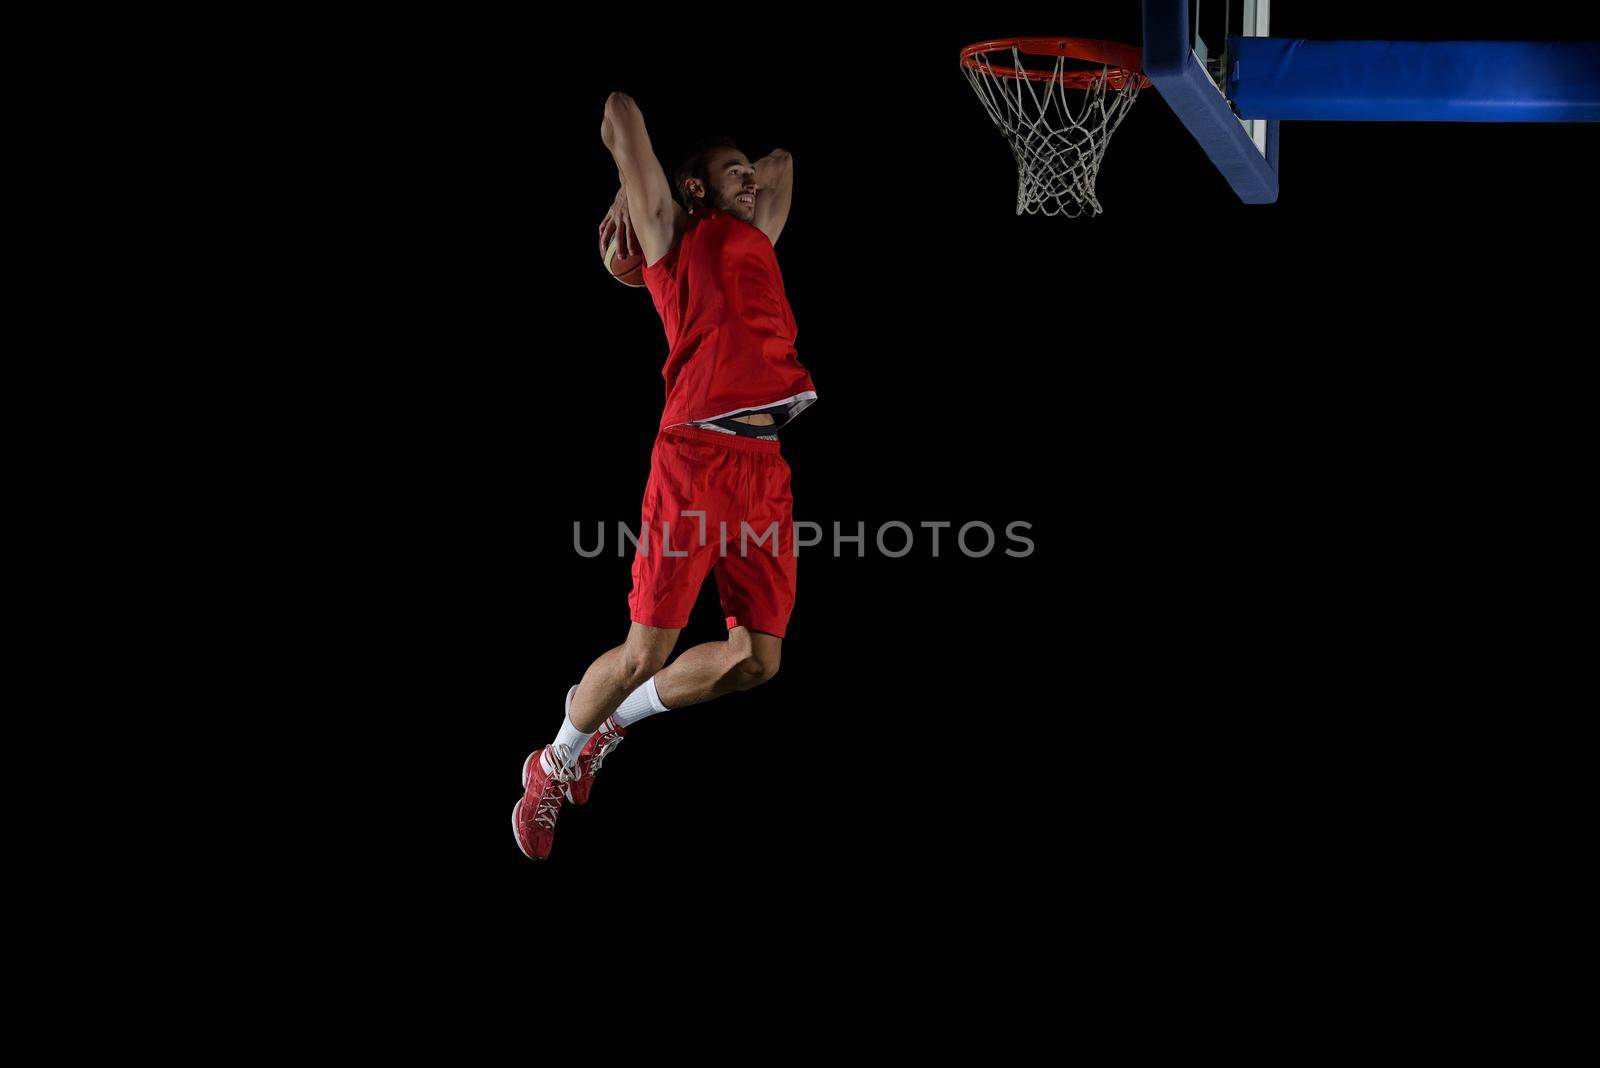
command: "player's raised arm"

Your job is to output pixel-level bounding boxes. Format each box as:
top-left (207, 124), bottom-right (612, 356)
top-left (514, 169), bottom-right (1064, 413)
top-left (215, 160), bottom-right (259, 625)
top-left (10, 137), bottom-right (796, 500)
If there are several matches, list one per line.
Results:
top-left (752, 149), bottom-right (793, 245)
top-left (600, 92), bottom-right (682, 266)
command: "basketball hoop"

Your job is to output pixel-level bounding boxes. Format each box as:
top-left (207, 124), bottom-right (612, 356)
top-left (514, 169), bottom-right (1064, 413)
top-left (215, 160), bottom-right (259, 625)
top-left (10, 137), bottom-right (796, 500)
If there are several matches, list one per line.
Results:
top-left (960, 38), bottom-right (1149, 218)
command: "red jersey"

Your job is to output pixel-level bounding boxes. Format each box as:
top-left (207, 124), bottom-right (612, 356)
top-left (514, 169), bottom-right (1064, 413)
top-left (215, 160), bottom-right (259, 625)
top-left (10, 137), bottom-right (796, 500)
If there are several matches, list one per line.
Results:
top-left (642, 208), bottom-right (817, 432)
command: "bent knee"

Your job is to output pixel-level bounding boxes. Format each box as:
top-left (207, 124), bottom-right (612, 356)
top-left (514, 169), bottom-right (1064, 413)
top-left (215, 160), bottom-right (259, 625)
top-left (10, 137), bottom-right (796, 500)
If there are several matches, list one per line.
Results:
top-left (729, 653), bottom-right (779, 689)
top-left (619, 648), bottom-right (669, 688)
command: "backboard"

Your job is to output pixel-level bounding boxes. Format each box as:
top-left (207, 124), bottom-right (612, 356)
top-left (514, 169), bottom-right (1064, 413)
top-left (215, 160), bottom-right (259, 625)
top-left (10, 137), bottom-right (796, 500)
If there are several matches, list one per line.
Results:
top-left (1143, 0), bottom-right (1281, 203)
top-left (964, 2), bottom-right (1599, 213)
top-left (1193, 1), bottom-right (1272, 158)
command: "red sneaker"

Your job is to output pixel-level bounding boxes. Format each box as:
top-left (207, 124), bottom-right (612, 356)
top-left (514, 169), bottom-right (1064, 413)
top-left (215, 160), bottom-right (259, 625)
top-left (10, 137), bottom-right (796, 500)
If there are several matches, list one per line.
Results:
top-left (565, 715), bottom-right (628, 806)
top-left (512, 747), bottom-right (576, 861)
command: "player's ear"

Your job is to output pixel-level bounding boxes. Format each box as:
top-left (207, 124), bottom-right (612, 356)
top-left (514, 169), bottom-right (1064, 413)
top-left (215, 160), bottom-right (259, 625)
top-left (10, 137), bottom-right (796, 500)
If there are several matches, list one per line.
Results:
top-left (682, 178), bottom-right (704, 210)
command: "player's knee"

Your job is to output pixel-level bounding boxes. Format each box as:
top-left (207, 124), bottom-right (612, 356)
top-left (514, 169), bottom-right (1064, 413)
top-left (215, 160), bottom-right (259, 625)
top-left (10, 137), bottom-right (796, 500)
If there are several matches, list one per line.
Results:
top-left (729, 651), bottom-right (779, 690)
top-left (619, 647), bottom-right (667, 689)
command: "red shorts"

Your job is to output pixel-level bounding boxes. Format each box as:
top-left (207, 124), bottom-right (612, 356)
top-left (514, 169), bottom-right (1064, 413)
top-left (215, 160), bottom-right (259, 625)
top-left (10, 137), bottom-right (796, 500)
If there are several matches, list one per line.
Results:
top-left (628, 426), bottom-right (797, 638)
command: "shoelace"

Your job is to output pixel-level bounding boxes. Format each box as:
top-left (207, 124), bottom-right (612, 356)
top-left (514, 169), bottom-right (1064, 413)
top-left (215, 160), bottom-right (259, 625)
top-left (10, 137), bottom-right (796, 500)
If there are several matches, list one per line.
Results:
top-left (585, 722), bottom-right (624, 777)
top-left (533, 749), bottom-right (578, 829)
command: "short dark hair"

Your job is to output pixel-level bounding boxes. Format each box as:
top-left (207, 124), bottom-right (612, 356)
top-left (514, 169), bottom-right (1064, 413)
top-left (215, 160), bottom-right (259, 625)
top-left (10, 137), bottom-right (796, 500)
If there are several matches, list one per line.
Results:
top-left (673, 136), bottom-right (743, 210)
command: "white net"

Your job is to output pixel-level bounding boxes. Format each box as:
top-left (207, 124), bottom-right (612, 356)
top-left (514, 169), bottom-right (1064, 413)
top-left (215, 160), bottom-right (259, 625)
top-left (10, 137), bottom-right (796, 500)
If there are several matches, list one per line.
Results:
top-left (962, 48), bottom-right (1143, 218)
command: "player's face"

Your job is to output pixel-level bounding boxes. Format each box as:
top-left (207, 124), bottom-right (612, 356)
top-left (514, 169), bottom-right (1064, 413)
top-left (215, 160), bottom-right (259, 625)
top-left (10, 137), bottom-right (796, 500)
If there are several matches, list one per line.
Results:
top-left (705, 148), bottom-right (758, 221)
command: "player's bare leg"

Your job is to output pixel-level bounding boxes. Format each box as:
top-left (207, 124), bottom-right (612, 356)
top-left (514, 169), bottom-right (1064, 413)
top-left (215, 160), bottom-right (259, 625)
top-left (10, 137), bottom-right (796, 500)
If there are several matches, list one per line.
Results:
top-left (546, 625), bottom-right (779, 813)
top-left (650, 626), bottom-right (780, 708)
top-left (567, 622), bottom-right (680, 733)
top-left (516, 625), bottom-right (677, 859)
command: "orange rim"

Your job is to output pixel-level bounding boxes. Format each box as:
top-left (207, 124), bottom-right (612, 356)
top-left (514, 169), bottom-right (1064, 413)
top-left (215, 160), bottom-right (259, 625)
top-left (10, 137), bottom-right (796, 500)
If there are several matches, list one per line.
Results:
top-left (960, 37), bottom-right (1150, 90)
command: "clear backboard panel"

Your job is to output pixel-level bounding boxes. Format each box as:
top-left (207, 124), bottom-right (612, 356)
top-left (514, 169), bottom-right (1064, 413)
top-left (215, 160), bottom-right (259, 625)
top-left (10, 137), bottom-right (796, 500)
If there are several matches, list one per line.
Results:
top-left (1142, 0), bottom-right (1280, 202)
top-left (1192, 1), bottom-right (1271, 157)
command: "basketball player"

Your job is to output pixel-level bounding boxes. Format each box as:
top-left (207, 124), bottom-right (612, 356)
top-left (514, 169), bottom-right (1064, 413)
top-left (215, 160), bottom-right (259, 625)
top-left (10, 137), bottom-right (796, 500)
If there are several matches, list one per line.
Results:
top-left (514, 92), bottom-right (816, 859)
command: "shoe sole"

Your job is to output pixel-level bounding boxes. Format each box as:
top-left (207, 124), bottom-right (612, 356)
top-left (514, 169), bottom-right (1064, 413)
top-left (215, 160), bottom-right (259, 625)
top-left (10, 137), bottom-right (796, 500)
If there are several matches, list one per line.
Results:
top-left (511, 799), bottom-right (530, 857)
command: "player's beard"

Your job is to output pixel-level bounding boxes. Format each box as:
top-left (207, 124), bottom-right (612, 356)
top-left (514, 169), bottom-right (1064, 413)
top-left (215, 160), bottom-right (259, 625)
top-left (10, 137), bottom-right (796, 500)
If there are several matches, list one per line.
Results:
top-left (714, 186), bottom-right (756, 222)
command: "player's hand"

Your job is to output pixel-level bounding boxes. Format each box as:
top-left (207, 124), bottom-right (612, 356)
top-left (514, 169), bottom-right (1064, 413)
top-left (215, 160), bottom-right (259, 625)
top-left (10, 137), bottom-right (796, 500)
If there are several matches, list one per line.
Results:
top-left (598, 188), bottom-right (638, 259)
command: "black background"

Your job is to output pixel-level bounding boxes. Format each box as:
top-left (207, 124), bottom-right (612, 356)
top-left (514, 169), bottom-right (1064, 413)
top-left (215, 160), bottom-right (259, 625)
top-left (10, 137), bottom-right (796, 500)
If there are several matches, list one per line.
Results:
top-left (337, 3), bottom-right (1596, 915)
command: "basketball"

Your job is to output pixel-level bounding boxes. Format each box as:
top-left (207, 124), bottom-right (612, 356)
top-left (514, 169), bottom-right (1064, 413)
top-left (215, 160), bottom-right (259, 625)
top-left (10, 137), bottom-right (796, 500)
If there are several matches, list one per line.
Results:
top-left (603, 234), bottom-right (645, 287)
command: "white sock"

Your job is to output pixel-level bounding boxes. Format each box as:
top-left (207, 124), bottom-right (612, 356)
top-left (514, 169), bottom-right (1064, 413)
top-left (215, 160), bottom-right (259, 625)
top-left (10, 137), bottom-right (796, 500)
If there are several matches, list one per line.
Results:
top-left (550, 715), bottom-right (593, 770)
top-left (611, 676), bottom-right (669, 729)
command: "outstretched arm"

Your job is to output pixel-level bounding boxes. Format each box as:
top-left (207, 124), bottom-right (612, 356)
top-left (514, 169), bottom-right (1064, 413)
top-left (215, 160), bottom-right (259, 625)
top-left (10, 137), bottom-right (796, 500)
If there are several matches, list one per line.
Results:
top-left (753, 149), bottom-right (793, 245)
top-left (600, 92), bottom-right (683, 266)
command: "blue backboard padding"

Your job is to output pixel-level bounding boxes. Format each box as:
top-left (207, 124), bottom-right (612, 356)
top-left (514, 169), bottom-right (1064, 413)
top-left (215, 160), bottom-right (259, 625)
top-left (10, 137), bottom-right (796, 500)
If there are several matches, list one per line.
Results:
top-left (1142, 0), bottom-right (1279, 203)
top-left (1228, 38), bottom-right (1600, 121)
